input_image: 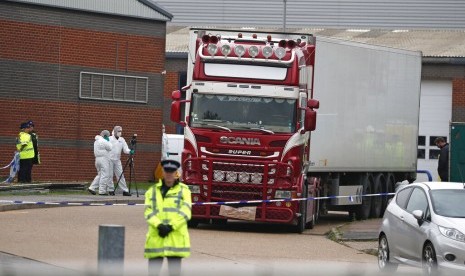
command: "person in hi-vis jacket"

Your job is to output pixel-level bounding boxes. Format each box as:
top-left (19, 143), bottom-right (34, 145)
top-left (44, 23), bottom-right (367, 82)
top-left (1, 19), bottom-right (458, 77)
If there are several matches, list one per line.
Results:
top-left (144, 159), bottom-right (191, 276)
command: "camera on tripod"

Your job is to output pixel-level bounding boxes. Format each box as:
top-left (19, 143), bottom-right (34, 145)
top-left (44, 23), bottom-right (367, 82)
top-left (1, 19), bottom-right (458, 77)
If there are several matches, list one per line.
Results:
top-left (130, 134), bottom-right (137, 149)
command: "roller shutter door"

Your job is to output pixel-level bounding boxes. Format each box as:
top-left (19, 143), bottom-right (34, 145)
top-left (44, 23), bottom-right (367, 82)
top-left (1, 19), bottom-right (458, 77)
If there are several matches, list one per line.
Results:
top-left (416, 79), bottom-right (452, 182)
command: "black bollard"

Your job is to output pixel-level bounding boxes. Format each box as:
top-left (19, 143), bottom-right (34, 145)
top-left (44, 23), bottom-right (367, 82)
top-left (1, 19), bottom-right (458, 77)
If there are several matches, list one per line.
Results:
top-left (98, 224), bottom-right (125, 275)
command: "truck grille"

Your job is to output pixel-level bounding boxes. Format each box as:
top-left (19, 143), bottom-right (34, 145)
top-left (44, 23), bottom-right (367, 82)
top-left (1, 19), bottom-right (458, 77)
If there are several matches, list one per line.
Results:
top-left (211, 184), bottom-right (263, 201)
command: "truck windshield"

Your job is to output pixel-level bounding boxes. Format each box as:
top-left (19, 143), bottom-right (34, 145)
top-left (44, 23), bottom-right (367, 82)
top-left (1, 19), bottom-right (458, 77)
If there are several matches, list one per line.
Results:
top-left (190, 94), bottom-right (297, 133)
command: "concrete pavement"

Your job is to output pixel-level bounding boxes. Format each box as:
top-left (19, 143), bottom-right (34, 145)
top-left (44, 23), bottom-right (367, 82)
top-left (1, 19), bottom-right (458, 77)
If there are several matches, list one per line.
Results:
top-left (0, 187), bottom-right (383, 275)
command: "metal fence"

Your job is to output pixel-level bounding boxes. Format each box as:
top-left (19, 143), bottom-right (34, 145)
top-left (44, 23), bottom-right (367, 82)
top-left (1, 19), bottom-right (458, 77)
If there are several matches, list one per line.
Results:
top-left (79, 71), bottom-right (148, 103)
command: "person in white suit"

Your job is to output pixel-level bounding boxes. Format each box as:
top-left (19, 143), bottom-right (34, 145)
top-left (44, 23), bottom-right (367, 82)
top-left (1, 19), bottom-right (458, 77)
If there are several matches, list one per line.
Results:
top-left (88, 130), bottom-right (112, 195)
top-left (109, 126), bottom-right (133, 196)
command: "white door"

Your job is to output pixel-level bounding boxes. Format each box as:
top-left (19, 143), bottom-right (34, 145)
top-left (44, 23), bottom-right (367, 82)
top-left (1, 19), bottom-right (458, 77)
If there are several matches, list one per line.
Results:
top-left (416, 80), bottom-right (452, 182)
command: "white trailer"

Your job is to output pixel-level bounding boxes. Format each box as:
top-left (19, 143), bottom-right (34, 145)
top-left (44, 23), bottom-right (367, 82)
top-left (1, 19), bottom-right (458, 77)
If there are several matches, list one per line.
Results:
top-left (308, 37), bottom-right (422, 219)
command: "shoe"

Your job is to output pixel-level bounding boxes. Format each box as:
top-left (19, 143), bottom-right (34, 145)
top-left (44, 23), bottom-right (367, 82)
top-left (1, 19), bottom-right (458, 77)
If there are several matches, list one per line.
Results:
top-left (122, 191), bottom-right (132, 197)
top-left (87, 188), bottom-right (96, 195)
top-left (98, 193), bottom-right (107, 196)
top-left (109, 191), bottom-right (115, 196)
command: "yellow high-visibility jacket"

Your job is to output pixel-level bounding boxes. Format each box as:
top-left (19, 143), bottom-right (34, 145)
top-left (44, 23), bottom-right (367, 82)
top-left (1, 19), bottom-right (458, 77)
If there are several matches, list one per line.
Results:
top-left (16, 131), bottom-right (35, 159)
top-left (144, 180), bottom-right (192, 259)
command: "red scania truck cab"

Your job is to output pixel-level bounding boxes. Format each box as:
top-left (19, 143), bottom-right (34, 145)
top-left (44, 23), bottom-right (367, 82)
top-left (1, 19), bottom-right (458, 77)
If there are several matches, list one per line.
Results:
top-left (170, 29), bottom-right (319, 232)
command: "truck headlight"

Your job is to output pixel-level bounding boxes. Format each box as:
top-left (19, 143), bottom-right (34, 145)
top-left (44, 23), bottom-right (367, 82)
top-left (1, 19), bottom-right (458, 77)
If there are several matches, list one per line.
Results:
top-left (221, 44), bottom-right (231, 56)
top-left (234, 45), bottom-right (245, 57)
top-left (188, 185), bottom-right (200, 194)
top-left (238, 172), bottom-right (250, 183)
top-left (248, 46), bottom-right (259, 58)
top-left (207, 44), bottom-right (218, 56)
top-left (275, 190), bottom-right (292, 199)
top-left (214, 170), bottom-right (225, 181)
top-left (274, 47), bottom-right (286, 59)
top-left (226, 171), bottom-right (238, 182)
top-left (439, 226), bottom-right (465, 242)
top-left (262, 46), bottom-right (273, 58)
top-left (250, 172), bottom-right (262, 184)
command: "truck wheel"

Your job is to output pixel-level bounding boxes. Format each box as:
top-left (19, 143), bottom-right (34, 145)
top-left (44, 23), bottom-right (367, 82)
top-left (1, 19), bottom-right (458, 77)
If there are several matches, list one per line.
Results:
top-left (313, 188), bottom-right (320, 223)
top-left (295, 184), bottom-right (308, 233)
top-left (355, 174), bottom-right (373, 220)
top-left (371, 174), bottom-right (384, 218)
top-left (305, 178), bottom-right (319, 229)
top-left (211, 218), bottom-right (227, 225)
top-left (386, 174), bottom-right (396, 200)
top-left (188, 219), bottom-right (200, 228)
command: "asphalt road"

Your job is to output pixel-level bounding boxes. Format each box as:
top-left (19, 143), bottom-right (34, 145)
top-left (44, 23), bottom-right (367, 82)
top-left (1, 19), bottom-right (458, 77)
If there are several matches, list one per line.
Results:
top-left (0, 205), bottom-right (371, 273)
top-left (0, 205), bottom-right (424, 276)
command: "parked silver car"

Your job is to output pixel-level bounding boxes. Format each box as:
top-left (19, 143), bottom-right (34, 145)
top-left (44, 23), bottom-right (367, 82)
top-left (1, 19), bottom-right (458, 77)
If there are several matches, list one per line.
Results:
top-left (378, 182), bottom-right (465, 275)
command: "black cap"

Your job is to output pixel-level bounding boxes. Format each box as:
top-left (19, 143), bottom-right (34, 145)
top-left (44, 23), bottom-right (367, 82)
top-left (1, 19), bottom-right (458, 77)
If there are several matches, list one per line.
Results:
top-left (27, 120), bottom-right (34, 127)
top-left (20, 122), bottom-right (29, 129)
top-left (161, 159), bottom-right (180, 172)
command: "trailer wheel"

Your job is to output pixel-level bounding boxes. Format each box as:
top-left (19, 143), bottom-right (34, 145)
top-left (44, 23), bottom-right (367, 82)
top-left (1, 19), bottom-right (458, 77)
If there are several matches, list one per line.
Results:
top-left (313, 186), bottom-right (320, 223)
top-left (355, 174), bottom-right (373, 220)
top-left (371, 174), bottom-right (385, 218)
top-left (381, 174), bottom-right (395, 216)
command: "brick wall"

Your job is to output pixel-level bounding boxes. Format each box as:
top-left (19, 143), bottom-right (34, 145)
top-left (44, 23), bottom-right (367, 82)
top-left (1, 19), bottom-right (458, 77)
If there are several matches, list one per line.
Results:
top-left (163, 71), bottom-right (180, 134)
top-left (0, 19), bottom-right (165, 74)
top-left (452, 78), bottom-right (465, 121)
top-left (0, 2), bottom-right (167, 182)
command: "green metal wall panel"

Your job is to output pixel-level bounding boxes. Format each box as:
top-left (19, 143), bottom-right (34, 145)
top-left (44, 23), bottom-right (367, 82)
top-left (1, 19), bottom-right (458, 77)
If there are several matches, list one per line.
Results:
top-left (450, 122), bottom-right (465, 182)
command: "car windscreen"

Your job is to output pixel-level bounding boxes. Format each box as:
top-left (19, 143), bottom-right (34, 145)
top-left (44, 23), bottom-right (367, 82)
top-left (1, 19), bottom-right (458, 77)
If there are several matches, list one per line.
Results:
top-left (190, 94), bottom-right (297, 133)
top-left (430, 189), bottom-right (465, 218)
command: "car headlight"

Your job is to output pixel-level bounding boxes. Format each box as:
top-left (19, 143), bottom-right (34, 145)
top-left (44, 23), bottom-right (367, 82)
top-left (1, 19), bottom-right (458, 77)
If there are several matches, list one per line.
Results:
top-left (438, 226), bottom-right (465, 242)
top-left (187, 185), bottom-right (200, 194)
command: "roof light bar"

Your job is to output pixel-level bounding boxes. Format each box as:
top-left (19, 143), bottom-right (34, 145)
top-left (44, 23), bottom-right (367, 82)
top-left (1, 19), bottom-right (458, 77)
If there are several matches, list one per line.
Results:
top-left (221, 44), bottom-right (231, 56)
top-left (207, 44), bottom-right (218, 56)
top-left (262, 46), bottom-right (273, 58)
top-left (248, 46), bottom-right (259, 58)
top-left (234, 45), bottom-right (246, 57)
top-left (274, 47), bottom-right (286, 60)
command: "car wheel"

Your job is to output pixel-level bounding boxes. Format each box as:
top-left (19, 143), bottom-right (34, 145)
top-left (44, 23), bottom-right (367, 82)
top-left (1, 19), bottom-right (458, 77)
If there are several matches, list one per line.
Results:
top-left (423, 242), bottom-right (438, 275)
top-left (378, 234), bottom-right (398, 272)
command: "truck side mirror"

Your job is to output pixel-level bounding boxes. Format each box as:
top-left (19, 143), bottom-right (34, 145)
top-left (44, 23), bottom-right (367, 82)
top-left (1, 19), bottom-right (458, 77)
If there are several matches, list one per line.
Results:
top-left (170, 101), bottom-right (182, 123)
top-left (172, 90), bottom-right (181, 100)
top-left (304, 108), bottom-right (317, 131)
top-left (307, 99), bottom-right (319, 109)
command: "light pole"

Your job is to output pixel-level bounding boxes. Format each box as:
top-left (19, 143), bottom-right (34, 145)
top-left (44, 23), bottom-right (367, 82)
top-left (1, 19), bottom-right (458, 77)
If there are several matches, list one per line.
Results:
top-left (283, 0), bottom-right (287, 32)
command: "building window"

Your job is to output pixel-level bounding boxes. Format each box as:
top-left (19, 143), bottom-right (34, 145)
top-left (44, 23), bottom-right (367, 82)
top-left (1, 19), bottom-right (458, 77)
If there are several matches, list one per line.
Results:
top-left (418, 136), bottom-right (425, 146)
top-left (429, 136), bottom-right (447, 147)
top-left (430, 149), bottom-right (441, 159)
top-left (417, 135), bottom-right (426, 159)
top-left (79, 72), bottom-right (148, 103)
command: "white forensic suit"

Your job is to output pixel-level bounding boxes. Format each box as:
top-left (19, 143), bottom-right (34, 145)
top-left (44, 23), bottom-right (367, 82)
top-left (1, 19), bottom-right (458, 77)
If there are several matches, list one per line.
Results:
top-left (109, 134), bottom-right (131, 193)
top-left (89, 135), bottom-right (113, 194)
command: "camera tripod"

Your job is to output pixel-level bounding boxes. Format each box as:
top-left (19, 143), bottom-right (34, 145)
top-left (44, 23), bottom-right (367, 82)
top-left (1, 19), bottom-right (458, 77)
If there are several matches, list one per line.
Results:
top-left (114, 152), bottom-right (139, 197)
